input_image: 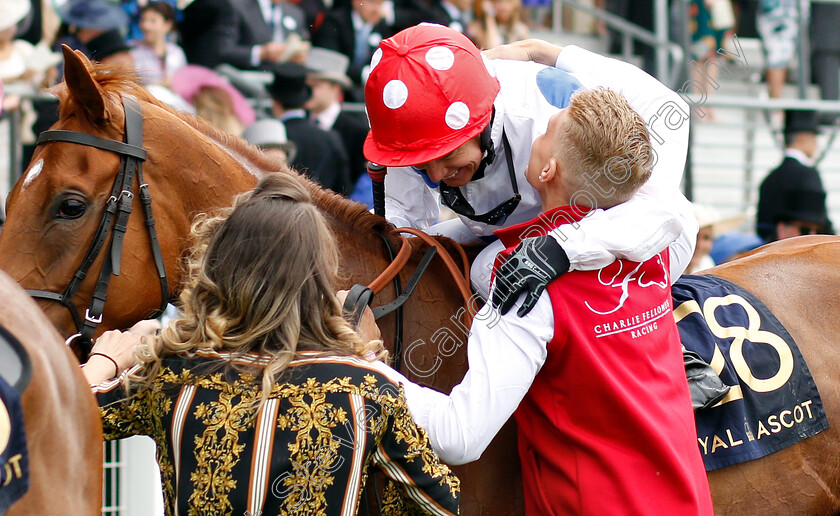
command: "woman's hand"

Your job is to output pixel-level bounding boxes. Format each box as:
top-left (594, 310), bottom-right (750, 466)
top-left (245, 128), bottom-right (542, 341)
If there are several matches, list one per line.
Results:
top-left (83, 330), bottom-right (144, 384)
top-left (128, 319), bottom-right (162, 337)
top-left (482, 39), bottom-right (563, 67)
top-left (336, 290), bottom-right (381, 343)
top-left (356, 302), bottom-right (381, 343)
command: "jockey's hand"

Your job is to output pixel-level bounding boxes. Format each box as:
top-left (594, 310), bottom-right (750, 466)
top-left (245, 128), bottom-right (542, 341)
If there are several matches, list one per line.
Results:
top-left (491, 235), bottom-right (570, 317)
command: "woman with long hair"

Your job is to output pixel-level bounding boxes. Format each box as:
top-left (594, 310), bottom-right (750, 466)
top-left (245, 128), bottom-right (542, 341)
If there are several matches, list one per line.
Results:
top-left (84, 173), bottom-right (460, 515)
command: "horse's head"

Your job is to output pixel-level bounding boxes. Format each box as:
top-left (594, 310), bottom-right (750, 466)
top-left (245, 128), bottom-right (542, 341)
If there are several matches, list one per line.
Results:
top-left (0, 47), bottom-right (194, 358)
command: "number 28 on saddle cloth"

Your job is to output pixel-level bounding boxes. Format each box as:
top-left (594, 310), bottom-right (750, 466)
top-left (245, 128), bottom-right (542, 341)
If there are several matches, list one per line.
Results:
top-left (0, 323), bottom-right (32, 512)
top-left (672, 275), bottom-right (829, 471)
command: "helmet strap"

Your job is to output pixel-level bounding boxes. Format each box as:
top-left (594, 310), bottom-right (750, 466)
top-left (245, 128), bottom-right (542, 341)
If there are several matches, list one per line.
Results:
top-left (472, 109), bottom-right (496, 181)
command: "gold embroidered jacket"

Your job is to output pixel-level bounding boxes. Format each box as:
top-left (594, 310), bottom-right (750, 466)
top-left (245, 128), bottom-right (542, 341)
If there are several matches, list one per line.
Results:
top-left (93, 351), bottom-right (460, 515)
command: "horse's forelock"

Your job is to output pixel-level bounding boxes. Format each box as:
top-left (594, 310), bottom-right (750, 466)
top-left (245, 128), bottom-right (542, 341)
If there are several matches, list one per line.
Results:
top-left (55, 64), bottom-right (164, 125)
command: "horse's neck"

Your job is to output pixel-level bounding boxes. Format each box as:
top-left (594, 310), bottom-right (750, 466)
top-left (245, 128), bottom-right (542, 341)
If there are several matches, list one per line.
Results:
top-left (168, 124), bottom-right (262, 213)
top-left (219, 142), bottom-right (269, 181)
top-left (175, 116), bottom-right (389, 260)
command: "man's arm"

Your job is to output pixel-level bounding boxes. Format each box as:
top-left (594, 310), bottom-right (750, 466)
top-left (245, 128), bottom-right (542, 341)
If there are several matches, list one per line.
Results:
top-left (397, 293), bottom-right (553, 464)
top-left (489, 40), bottom-right (696, 314)
top-left (487, 40), bottom-right (695, 267)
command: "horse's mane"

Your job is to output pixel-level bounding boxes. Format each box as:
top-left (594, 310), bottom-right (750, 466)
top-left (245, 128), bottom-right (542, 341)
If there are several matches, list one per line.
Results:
top-left (58, 64), bottom-right (390, 235)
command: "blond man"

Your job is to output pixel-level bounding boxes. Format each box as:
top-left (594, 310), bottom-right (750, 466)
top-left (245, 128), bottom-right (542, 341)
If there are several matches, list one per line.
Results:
top-left (387, 86), bottom-right (714, 515)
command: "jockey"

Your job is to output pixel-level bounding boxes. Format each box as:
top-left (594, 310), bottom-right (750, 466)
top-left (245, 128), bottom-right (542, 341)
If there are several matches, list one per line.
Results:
top-left (363, 24), bottom-right (728, 409)
top-left (387, 83), bottom-right (714, 515)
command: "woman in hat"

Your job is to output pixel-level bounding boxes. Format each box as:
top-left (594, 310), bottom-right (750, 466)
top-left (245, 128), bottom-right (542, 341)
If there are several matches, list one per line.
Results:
top-left (0, 0), bottom-right (60, 150)
top-left (54, 0), bottom-right (129, 59)
top-left (0, 0), bottom-right (35, 84)
top-left (0, 0), bottom-right (63, 88)
top-left (83, 172), bottom-right (460, 515)
top-left (170, 65), bottom-right (256, 135)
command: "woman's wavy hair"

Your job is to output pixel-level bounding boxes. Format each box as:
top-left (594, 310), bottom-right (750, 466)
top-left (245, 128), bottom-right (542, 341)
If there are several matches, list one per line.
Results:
top-left (130, 173), bottom-right (384, 404)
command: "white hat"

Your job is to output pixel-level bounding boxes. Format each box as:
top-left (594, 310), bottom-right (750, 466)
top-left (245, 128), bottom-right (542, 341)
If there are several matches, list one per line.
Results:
top-left (0, 0), bottom-right (31, 32)
top-left (305, 47), bottom-right (352, 89)
top-left (693, 204), bottom-right (746, 236)
top-left (243, 119), bottom-right (298, 162)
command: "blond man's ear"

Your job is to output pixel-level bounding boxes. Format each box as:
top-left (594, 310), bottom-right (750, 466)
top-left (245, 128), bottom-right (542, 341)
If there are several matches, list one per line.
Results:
top-left (538, 158), bottom-right (560, 184)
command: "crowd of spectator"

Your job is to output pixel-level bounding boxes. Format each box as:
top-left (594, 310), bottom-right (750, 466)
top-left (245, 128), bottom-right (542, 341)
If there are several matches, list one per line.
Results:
top-left (0, 0), bottom-right (534, 206)
top-left (0, 0), bottom-right (835, 245)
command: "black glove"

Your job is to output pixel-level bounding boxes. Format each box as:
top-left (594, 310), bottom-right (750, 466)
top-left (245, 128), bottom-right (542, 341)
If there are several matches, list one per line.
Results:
top-left (491, 235), bottom-right (570, 317)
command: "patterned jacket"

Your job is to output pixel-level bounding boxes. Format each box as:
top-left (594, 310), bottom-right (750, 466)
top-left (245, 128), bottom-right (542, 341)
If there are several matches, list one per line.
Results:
top-left (93, 350), bottom-right (460, 515)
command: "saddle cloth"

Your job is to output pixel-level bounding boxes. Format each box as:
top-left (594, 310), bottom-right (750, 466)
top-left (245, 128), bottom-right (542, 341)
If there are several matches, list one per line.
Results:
top-left (0, 324), bottom-right (30, 513)
top-left (673, 274), bottom-right (829, 471)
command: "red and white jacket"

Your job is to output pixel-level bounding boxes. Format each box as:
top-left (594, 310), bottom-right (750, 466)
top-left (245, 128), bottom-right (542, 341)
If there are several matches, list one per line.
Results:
top-left (400, 206), bottom-right (713, 515)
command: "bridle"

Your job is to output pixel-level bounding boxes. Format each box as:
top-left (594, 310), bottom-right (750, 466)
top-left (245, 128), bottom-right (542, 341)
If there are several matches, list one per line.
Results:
top-left (27, 96), bottom-right (169, 356)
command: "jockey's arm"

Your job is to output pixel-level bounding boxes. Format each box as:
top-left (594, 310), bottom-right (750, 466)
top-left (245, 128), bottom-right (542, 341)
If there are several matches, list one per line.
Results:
top-left (559, 46), bottom-right (696, 271)
top-left (395, 293), bottom-right (553, 465)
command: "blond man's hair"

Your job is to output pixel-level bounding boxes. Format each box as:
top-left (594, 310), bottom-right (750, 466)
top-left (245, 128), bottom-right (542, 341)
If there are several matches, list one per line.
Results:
top-left (557, 88), bottom-right (654, 209)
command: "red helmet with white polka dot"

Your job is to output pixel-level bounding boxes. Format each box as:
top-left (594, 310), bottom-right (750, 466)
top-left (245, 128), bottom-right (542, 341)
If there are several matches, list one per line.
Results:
top-left (363, 23), bottom-right (501, 167)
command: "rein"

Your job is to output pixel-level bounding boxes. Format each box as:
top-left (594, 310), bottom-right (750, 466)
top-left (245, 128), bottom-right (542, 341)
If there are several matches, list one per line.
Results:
top-left (344, 227), bottom-right (475, 370)
top-left (348, 227), bottom-right (475, 515)
top-left (27, 96), bottom-right (169, 355)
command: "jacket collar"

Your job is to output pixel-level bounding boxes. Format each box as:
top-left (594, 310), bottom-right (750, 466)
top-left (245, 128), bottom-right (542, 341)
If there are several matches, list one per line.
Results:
top-left (494, 205), bottom-right (590, 248)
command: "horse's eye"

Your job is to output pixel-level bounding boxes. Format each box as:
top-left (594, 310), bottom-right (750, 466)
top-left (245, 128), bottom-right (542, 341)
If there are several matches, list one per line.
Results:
top-left (58, 199), bottom-right (86, 219)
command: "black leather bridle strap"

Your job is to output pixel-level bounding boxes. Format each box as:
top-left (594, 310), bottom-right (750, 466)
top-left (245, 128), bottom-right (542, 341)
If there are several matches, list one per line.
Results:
top-left (371, 246), bottom-right (437, 321)
top-left (80, 97), bottom-right (144, 340)
top-left (37, 130), bottom-right (147, 160)
top-left (136, 162), bottom-right (169, 318)
top-left (27, 96), bottom-right (168, 352)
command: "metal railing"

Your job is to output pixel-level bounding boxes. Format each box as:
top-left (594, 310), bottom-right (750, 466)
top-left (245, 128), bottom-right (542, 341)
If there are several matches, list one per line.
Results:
top-left (552, 0), bottom-right (684, 87)
top-left (1, 90), bottom-right (58, 197)
top-left (686, 92), bottom-right (840, 226)
top-left (686, 87), bottom-right (840, 198)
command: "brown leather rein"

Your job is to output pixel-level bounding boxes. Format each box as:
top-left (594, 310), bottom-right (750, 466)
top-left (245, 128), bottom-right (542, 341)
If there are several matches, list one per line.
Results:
top-left (343, 226), bottom-right (477, 373)
top-left (370, 227), bottom-right (475, 328)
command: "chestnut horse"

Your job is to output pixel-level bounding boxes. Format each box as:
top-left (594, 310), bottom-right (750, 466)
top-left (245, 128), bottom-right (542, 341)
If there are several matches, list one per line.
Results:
top-left (0, 269), bottom-right (102, 515)
top-left (698, 235), bottom-right (840, 515)
top-left (0, 47), bottom-right (519, 514)
top-left (3, 47), bottom-right (840, 514)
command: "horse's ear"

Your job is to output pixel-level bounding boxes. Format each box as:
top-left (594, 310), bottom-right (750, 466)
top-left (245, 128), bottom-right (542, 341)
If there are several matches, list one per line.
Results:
top-left (61, 44), bottom-right (107, 122)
